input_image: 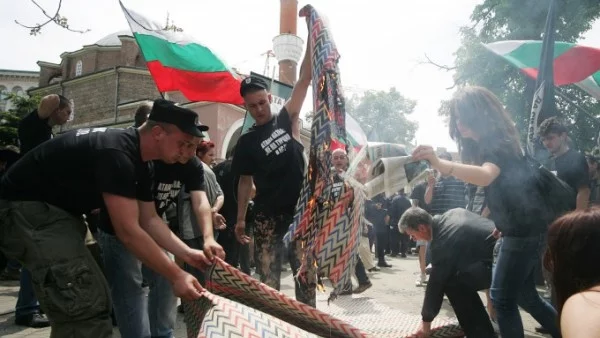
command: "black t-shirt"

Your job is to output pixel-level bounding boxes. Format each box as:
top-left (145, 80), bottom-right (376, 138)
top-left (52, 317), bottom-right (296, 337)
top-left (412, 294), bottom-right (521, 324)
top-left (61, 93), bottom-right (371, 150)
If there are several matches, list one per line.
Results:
top-left (410, 182), bottom-right (429, 211)
top-left (18, 110), bottom-right (53, 155)
top-left (213, 159), bottom-right (238, 223)
top-left (0, 128), bottom-right (153, 215)
top-left (98, 156), bottom-right (205, 234)
top-left (553, 148), bottom-right (589, 193)
top-left (482, 150), bottom-right (549, 237)
top-left (152, 157), bottom-right (205, 216)
top-left (232, 107), bottom-right (305, 215)
top-left (389, 194), bottom-right (412, 228)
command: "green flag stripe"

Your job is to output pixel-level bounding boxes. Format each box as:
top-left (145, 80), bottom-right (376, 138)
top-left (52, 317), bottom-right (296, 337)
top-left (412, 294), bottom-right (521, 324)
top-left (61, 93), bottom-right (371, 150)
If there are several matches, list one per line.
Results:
top-left (134, 33), bottom-right (228, 72)
top-left (504, 41), bottom-right (575, 69)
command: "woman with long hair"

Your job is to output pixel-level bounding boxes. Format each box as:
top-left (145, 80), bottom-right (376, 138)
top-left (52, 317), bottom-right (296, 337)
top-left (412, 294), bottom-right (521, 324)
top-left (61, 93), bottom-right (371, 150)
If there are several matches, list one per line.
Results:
top-left (412, 86), bottom-right (559, 337)
top-left (544, 208), bottom-right (600, 337)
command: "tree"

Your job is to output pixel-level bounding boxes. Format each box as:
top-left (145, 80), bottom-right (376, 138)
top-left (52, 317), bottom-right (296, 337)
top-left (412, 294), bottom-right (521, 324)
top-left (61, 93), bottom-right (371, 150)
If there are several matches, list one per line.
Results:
top-left (434, 0), bottom-right (600, 151)
top-left (16, 0), bottom-right (90, 35)
top-left (0, 93), bottom-right (41, 147)
top-left (347, 88), bottom-right (418, 145)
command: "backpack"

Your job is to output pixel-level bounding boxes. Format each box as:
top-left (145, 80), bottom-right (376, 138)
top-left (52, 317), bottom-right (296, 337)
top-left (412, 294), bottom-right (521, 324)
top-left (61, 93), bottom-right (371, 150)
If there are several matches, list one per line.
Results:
top-left (525, 155), bottom-right (576, 222)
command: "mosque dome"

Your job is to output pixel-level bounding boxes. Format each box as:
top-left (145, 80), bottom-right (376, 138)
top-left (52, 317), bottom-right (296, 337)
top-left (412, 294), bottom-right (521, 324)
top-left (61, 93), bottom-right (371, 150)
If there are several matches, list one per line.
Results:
top-left (92, 30), bottom-right (133, 46)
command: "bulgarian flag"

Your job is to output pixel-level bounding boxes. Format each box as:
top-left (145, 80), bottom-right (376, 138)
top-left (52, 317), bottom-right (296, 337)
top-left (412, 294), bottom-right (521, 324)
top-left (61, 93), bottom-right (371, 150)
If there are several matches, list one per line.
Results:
top-left (484, 40), bottom-right (600, 100)
top-left (330, 113), bottom-right (368, 152)
top-left (120, 2), bottom-right (243, 105)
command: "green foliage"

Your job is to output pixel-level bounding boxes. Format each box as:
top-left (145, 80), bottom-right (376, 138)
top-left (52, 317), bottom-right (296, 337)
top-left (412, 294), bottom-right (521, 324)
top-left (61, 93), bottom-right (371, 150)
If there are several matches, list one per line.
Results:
top-left (0, 93), bottom-right (40, 147)
top-left (347, 87), bottom-right (418, 145)
top-left (442, 0), bottom-right (600, 151)
top-left (0, 111), bottom-right (21, 147)
top-left (6, 93), bottom-right (41, 118)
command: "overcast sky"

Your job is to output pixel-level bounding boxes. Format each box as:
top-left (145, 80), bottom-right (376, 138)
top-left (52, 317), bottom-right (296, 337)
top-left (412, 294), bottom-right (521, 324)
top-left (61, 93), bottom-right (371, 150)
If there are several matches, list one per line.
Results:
top-left (3, 0), bottom-right (600, 151)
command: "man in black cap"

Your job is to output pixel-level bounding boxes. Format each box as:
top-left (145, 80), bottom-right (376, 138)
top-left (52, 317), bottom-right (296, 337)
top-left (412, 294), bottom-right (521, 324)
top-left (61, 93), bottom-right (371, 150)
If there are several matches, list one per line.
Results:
top-left (0, 98), bottom-right (213, 337)
top-left (97, 100), bottom-right (225, 338)
top-left (232, 38), bottom-right (313, 304)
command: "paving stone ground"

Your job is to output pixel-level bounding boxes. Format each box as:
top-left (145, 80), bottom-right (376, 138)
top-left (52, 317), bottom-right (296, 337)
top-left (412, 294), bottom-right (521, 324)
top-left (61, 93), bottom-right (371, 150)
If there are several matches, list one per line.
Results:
top-left (0, 253), bottom-right (547, 337)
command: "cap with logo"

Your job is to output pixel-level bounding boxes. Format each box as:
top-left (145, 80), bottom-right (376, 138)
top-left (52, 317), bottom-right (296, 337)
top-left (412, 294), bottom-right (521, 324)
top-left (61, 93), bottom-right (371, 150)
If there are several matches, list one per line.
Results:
top-left (148, 99), bottom-right (209, 137)
top-left (240, 76), bottom-right (270, 97)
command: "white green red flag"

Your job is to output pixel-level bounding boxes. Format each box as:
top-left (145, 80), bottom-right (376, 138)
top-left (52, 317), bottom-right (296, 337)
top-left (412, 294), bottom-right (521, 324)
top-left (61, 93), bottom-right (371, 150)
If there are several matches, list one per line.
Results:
top-left (120, 2), bottom-right (244, 105)
top-left (483, 40), bottom-right (600, 100)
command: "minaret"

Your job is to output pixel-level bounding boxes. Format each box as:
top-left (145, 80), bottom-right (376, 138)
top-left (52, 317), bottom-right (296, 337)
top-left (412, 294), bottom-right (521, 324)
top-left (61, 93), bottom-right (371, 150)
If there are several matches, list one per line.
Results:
top-left (273, 0), bottom-right (304, 86)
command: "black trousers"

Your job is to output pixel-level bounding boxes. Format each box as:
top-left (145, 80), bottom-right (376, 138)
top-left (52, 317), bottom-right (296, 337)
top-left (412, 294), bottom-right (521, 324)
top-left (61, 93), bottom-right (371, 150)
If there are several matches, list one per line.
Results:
top-left (375, 231), bottom-right (388, 263)
top-left (445, 275), bottom-right (496, 338)
top-left (399, 233), bottom-right (410, 255)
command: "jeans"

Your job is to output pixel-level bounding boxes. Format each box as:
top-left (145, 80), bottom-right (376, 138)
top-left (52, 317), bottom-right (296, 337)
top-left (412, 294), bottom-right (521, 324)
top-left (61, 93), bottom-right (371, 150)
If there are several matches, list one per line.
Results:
top-left (15, 268), bottom-right (40, 318)
top-left (490, 234), bottom-right (560, 338)
top-left (98, 230), bottom-right (176, 338)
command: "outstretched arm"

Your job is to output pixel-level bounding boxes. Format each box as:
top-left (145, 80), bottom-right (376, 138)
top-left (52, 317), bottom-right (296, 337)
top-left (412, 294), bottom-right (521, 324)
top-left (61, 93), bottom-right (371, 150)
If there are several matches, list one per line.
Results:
top-left (284, 34), bottom-right (312, 141)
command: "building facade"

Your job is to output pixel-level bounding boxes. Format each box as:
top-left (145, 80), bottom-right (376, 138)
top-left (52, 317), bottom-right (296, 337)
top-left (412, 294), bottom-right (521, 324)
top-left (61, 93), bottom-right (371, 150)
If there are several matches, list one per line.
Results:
top-left (0, 69), bottom-right (39, 112)
top-left (29, 31), bottom-right (310, 161)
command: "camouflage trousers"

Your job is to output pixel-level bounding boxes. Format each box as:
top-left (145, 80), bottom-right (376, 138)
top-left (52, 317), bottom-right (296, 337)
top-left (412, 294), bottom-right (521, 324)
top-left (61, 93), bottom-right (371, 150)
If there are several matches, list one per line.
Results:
top-left (254, 211), bottom-right (316, 307)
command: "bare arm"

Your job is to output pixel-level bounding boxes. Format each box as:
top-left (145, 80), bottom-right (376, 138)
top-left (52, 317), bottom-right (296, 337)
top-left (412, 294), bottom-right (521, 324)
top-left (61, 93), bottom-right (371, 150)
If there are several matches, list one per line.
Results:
top-left (284, 37), bottom-right (312, 141)
top-left (138, 200), bottom-right (198, 261)
top-left (37, 94), bottom-right (60, 119)
top-left (234, 175), bottom-right (254, 244)
top-left (104, 193), bottom-right (183, 281)
top-left (576, 186), bottom-right (591, 210)
top-left (212, 195), bottom-right (224, 213)
top-left (236, 175), bottom-right (253, 223)
top-left (561, 291), bottom-right (600, 337)
top-left (190, 190), bottom-right (214, 239)
top-left (424, 184), bottom-right (434, 205)
top-left (412, 146), bottom-right (501, 187)
top-left (190, 190), bottom-right (225, 260)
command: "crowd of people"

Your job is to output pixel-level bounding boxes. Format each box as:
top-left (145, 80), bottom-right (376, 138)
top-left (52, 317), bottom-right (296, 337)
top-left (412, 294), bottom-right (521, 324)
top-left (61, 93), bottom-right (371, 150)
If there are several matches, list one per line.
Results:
top-left (0, 38), bottom-right (599, 338)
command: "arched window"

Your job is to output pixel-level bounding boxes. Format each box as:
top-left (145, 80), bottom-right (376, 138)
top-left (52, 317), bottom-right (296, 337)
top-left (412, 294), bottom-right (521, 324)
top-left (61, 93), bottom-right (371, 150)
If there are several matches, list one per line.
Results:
top-left (12, 86), bottom-right (24, 97)
top-left (75, 60), bottom-right (83, 76)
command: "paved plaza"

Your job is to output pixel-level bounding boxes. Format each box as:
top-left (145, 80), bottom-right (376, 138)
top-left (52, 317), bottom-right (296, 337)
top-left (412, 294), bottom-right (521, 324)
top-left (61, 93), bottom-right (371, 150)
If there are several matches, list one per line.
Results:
top-left (0, 253), bottom-right (547, 337)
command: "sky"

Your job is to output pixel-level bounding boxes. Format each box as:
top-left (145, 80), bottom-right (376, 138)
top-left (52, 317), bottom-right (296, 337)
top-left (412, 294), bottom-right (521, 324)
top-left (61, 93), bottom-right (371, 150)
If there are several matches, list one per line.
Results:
top-left (2, 0), bottom-right (600, 152)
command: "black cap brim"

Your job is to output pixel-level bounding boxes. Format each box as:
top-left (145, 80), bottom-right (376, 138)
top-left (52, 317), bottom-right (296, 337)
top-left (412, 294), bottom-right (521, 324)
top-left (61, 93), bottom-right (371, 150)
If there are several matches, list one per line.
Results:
top-left (180, 125), bottom-right (205, 137)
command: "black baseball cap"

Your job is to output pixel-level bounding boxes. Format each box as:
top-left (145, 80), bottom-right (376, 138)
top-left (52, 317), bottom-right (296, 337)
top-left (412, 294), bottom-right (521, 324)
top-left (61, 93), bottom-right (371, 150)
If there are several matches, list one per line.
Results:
top-left (240, 76), bottom-right (269, 97)
top-left (148, 99), bottom-right (209, 137)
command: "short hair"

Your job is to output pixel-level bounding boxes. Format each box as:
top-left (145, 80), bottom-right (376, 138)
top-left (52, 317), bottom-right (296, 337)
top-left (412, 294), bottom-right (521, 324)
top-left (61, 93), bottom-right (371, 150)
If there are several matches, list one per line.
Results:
top-left (539, 117), bottom-right (568, 137)
top-left (56, 94), bottom-right (71, 109)
top-left (398, 207), bottom-right (433, 233)
top-left (332, 148), bottom-right (347, 156)
top-left (438, 151), bottom-right (452, 161)
top-left (134, 102), bottom-right (152, 127)
top-left (140, 120), bottom-right (176, 134)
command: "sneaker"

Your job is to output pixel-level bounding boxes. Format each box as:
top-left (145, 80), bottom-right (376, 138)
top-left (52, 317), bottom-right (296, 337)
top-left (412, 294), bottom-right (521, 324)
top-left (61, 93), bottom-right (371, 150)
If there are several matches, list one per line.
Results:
top-left (353, 282), bottom-right (372, 294)
top-left (415, 274), bottom-right (427, 287)
top-left (15, 313), bottom-right (50, 328)
top-left (377, 262), bottom-right (392, 268)
top-left (368, 267), bottom-right (380, 272)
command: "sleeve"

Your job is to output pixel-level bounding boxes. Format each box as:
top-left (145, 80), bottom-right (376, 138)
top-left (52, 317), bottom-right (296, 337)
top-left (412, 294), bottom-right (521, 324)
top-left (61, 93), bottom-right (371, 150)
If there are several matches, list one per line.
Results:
top-left (421, 250), bottom-right (456, 322)
top-left (95, 150), bottom-right (153, 202)
top-left (231, 136), bottom-right (256, 176)
top-left (183, 157), bottom-right (206, 192)
top-left (276, 107), bottom-right (293, 134)
top-left (481, 150), bottom-right (503, 169)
